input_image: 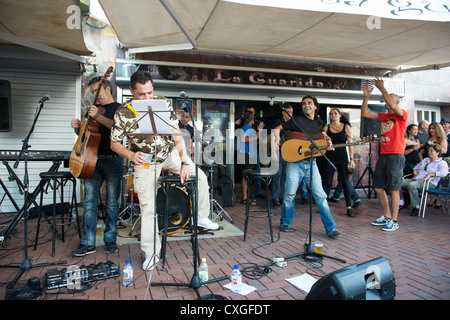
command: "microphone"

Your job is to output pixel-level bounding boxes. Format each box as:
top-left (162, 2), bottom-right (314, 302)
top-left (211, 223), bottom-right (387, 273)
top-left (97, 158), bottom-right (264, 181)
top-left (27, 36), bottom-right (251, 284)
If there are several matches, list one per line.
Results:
top-left (270, 100), bottom-right (287, 111)
top-left (269, 100), bottom-right (284, 106)
top-left (39, 95), bottom-right (50, 103)
top-left (179, 91), bottom-right (189, 99)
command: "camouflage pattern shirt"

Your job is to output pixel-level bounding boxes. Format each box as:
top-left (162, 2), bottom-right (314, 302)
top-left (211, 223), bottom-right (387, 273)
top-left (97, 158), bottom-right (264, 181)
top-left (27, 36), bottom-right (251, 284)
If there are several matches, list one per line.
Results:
top-left (111, 96), bottom-right (178, 164)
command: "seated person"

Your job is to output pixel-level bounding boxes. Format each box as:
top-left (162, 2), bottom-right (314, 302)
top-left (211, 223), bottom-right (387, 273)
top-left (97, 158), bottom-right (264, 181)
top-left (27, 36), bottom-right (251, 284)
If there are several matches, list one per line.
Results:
top-left (401, 144), bottom-right (449, 216)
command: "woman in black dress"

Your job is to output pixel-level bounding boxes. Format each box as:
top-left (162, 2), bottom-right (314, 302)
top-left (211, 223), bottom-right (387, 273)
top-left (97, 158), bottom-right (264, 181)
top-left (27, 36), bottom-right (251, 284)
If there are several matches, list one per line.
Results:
top-left (322, 108), bottom-right (356, 217)
top-left (403, 124), bottom-right (421, 175)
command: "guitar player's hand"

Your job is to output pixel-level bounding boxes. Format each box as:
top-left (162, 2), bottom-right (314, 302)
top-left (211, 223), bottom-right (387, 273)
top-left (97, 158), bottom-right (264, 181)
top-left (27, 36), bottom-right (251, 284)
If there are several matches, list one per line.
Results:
top-left (71, 118), bottom-right (81, 129)
top-left (326, 138), bottom-right (334, 151)
top-left (87, 105), bottom-right (99, 119)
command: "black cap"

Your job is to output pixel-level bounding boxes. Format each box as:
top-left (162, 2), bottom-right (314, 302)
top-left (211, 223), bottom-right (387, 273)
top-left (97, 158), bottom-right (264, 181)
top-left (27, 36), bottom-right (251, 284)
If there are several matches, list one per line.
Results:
top-left (440, 117), bottom-right (450, 124)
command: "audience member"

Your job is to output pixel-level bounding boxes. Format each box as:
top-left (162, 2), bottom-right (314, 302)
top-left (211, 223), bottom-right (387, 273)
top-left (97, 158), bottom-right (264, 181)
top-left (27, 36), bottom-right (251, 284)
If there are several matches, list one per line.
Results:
top-left (236, 106), bottom-right (265, 198)
top-left (178, 111), bottom-right (194, 158)
top-left (416, 120), bottom-right (429, 145)
top-left (361, 78), bottom-right (408, 232)
top-left (420, 122), bottom-right (448, 158)
top-left (237, 110), bottom-right (258, 205)
top-left (403, 124), bottom-right (422, 175)
top-left (401, 144), bottom-right (448, 216)
top-left (322, 108), bottom-right (356, 217)
top-left (440, 117), bottom-right (450, 166)
top-left (271, 104), bottom-right (293, 206)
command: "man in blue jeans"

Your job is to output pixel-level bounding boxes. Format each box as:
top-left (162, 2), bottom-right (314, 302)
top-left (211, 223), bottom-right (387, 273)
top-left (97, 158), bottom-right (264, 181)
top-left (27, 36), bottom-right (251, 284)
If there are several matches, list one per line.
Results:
top-left (273, 96), bottom-right (341, 239)
top-left (70, 76), bottom-right (122, 256)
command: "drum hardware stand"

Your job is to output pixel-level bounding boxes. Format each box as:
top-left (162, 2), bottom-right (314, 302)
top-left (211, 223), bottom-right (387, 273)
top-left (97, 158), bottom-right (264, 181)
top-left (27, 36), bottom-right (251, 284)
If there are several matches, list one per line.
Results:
top-left (118, 166), bottom-right (140, 236)
top-left (355, 138), bottom-right (376, 199)
top-left (150, 93), bottom-right (228, 300)
top-left (208, 164), bottom-right (233, 224)
top-left (0, 97), bottom-right (65, 291)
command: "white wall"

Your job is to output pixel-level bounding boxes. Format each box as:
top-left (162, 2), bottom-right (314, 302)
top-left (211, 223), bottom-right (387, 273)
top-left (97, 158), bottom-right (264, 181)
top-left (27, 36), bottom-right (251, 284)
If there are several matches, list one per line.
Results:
top-left (0, 70), bottom-right (81, 213)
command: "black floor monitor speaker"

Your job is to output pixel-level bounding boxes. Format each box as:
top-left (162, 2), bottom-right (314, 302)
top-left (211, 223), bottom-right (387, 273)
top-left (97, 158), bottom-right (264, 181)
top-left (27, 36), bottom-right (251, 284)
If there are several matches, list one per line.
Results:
top-left (305, 257), bottom-right (396, 300)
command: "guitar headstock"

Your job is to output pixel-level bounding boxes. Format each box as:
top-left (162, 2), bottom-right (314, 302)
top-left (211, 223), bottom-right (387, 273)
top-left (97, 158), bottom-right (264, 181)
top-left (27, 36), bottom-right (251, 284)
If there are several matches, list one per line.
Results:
top-left (92, 66), bottom-right (114, 105)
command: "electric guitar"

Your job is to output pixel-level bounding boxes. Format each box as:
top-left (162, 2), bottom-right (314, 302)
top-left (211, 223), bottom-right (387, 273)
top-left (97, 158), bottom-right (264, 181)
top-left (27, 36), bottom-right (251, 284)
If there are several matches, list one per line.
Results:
top-left (281, 131), bottom-right (374, 162)
top-left (69, 66), bottom-right (114, 178)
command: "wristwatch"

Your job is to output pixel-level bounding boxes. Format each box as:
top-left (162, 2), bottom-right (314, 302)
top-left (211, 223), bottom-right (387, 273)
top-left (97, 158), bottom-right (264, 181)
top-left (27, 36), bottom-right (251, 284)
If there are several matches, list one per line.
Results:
top-left (181, 160), bottom-right (190, 166)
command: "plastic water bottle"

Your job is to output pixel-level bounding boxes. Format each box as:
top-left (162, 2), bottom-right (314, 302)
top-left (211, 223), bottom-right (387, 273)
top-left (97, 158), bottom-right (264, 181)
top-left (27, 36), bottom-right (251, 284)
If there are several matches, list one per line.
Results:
top-left (199, 258), bottom-right (209, 284)
top-left (122, 259), bottom-right (134, 287)
top-left (231, 264), bottom-right (242, 289)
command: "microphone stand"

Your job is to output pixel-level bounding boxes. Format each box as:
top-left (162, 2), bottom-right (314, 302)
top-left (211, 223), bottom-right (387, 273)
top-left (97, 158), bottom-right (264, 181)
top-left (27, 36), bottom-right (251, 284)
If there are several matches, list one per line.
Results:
top-left (151, 94), bottom-right (228, 300)
top-left (1, 99), bottom-right (66, 285)
top-left (277, 103), bottom-right (345, 264)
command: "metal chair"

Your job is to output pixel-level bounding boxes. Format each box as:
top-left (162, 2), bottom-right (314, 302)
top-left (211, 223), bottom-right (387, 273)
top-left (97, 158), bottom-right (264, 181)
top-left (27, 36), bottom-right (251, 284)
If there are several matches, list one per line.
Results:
top-left (418, 173), bottom-right (450, 218)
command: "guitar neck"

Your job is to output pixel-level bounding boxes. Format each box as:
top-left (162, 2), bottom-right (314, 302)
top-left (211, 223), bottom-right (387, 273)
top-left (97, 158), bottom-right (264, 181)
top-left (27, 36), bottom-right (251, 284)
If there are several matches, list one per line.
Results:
top-left (319, 140), bottom-right (369, 150)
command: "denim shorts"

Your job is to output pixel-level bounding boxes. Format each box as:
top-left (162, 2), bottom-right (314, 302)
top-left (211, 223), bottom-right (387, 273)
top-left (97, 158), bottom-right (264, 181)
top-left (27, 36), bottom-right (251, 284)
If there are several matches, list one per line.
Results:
top-left (373, 154), bottom-right (405, 190)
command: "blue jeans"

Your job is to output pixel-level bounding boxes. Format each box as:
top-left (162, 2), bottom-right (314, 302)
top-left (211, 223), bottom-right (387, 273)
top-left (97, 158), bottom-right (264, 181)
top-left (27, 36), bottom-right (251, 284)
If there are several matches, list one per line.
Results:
top-left (80, 157), bottom-right (123, 246)
top-left (280, 159), bottom-right (337, 236)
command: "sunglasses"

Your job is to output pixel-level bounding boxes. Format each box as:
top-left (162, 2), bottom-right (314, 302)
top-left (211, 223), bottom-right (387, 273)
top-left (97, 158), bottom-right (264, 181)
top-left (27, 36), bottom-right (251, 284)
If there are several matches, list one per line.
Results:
top-left (88, 76), bottom-right (102, 85)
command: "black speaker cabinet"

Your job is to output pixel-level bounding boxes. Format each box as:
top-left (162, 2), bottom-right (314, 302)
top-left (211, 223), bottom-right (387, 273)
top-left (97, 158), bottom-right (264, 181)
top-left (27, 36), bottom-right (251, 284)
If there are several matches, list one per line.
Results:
top-left (305, 257), bottom-right (396, 300)
top-left (0, 80), bottom-right (12, 132)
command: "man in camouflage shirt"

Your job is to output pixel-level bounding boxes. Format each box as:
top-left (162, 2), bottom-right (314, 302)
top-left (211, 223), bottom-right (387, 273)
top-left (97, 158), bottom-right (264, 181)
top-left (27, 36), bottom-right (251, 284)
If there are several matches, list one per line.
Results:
top-left (111, 70), bottom-right (218, 271)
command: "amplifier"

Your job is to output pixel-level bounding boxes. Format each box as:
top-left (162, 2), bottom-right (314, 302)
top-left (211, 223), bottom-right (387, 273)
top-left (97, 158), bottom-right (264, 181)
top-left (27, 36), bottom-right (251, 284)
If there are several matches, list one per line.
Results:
top-left (46, 261), bottom-right (120, 290)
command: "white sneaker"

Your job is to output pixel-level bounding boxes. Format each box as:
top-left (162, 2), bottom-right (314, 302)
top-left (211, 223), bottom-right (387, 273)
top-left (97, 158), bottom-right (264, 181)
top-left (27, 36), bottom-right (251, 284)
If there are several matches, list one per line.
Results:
top-left (142, 255), bottom-right (159, 271)
top-left (197, 218), bottom-right (219, 230)
top-left (382, 220), bottom-right (399, 232)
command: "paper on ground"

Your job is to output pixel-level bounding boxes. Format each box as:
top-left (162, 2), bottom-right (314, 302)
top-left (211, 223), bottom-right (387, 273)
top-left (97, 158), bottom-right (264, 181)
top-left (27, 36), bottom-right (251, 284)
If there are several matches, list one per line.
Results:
top-left (285, 273), bottom-right (317, 293)
top-left (224, 282), bottom-right (257, 295)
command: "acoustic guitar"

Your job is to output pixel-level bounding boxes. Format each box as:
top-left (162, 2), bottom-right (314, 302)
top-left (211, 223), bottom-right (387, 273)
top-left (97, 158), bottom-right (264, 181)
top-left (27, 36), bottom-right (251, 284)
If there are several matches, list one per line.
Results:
top-left (69, 66), bottom-right (114, 178)
top-left (281, 131), bottom-right (374, 162)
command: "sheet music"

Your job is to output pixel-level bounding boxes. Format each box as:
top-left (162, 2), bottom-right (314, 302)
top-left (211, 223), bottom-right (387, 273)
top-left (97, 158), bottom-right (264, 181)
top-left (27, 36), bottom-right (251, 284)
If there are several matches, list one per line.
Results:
top-left (130, 99), bottom-right (174, 135)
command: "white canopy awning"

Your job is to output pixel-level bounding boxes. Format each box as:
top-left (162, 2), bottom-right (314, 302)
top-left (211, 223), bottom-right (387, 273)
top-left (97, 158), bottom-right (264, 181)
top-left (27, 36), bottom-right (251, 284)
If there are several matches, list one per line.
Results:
top-left (99, 0), bottom-right (450, 69)
top-left (0, 0), bottom-right (91, 62)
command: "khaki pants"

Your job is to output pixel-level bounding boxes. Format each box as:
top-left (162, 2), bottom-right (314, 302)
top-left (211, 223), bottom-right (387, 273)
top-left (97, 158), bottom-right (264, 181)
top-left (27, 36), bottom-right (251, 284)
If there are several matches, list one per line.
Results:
top-left (134, 148), bottom-right (210, 258)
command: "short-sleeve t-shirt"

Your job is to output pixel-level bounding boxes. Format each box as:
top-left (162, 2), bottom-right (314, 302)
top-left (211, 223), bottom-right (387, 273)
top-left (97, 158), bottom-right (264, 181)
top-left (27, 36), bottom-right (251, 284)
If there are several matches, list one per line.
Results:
top-left (377, 110), bottom-right (408, 155)
top-left (239, 123), bottom-right (257, 159)
top-left (282, 115), bottom-right (324, 134)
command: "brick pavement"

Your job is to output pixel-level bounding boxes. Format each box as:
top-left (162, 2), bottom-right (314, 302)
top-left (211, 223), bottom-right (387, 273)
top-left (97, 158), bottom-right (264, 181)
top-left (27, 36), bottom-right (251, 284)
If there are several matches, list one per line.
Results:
top-left (0, 192), bottom-right (449, 301)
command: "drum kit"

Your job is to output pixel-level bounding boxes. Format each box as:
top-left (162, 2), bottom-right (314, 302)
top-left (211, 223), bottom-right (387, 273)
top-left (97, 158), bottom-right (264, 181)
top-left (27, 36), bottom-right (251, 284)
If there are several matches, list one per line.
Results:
top-left (117, 161), bottom-right (232, 237)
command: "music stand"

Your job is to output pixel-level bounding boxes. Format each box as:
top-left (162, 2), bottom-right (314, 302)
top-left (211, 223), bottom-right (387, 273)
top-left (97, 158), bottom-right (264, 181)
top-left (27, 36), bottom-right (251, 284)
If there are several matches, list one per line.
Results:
top-left (126, 99), bottom-right (176, 276)
top-left (148, 96), bottom-right (228, 300)
top-left (277, 104), bottom-right (346, 264)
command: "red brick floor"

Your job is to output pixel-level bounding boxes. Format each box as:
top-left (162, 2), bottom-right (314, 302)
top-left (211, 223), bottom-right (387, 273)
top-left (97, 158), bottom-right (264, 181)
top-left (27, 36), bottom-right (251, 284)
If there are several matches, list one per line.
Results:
top-left (0, 191), bottom-right (449, 302)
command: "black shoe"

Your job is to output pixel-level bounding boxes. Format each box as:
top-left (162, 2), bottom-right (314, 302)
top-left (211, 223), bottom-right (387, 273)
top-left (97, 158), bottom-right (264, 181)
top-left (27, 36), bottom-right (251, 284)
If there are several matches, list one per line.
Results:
top-left (105, 242), bottom-right (118, 253)
top-left (410, 208), bottom-right (419, 216)
top-left (347, 209), bottom-right (355, 217)
top-left (71, 244), bottom-right (96, 257)
top-left (352, 200), bottom-right (361, 208)
top-left (280, 225), bottom-right (291, 232)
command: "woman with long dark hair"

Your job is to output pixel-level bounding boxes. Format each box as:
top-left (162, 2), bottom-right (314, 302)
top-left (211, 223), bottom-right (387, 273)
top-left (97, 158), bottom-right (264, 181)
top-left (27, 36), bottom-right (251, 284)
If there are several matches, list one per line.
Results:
top-left (322, 108), bottom-right (356, 217)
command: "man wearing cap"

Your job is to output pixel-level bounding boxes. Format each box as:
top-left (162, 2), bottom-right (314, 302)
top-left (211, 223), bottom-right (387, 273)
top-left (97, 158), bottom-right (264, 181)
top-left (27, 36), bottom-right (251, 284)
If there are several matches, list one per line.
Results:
top-left (441, 117), bottom-right (450, 165)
